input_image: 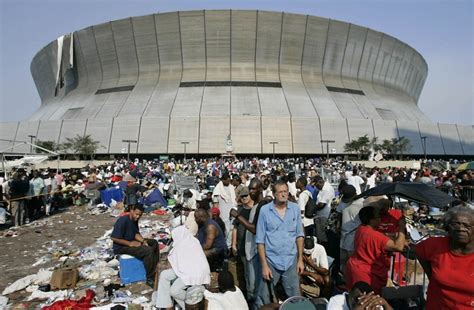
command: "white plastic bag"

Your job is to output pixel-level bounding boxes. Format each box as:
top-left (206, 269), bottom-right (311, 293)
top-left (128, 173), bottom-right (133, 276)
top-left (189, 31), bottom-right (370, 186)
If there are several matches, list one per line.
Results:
top-left (0, 208), bottom-right (6, 224)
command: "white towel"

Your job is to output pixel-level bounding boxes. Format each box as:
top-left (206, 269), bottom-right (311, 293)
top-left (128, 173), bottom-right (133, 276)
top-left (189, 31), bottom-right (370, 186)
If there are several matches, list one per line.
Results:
top-left (168, 226), bottom-right (210, 286)
top-left (212, 181), bottom-right (235, 204)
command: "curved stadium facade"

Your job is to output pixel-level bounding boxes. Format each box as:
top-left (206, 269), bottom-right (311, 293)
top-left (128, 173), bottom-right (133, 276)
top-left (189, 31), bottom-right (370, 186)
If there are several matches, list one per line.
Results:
top-left (1, 10), bottom-right (472, 155)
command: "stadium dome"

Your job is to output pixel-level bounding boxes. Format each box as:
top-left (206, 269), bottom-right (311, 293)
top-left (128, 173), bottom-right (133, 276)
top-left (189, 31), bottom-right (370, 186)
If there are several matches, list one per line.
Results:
top-left (1, 10), bottom-right (472, 155)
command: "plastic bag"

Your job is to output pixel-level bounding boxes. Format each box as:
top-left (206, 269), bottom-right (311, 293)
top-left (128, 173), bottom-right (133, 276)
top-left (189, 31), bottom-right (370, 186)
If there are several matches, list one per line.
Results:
top-left (0, 208), bottom-right (6, 224)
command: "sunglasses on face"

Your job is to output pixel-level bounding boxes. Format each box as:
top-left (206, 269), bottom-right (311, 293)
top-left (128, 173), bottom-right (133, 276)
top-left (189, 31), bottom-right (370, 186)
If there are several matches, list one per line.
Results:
top-left (240, 194), bottom-right (249, 198)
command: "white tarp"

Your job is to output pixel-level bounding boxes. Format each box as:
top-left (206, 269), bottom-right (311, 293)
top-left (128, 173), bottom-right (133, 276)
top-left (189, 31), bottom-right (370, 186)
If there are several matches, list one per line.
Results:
top-left (69, 32), bottom-right (74, 69)
top-left (55, 35), bottom-right (64, 91)
top-left (3, 155), bottom-right (49, 170)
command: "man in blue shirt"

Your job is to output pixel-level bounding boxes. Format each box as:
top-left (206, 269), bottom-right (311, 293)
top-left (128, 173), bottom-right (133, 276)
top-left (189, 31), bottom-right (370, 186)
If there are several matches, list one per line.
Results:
top-left (255, 180), bottom-right (305, 307)
top-left (111, 205), bottom-right (159, 282)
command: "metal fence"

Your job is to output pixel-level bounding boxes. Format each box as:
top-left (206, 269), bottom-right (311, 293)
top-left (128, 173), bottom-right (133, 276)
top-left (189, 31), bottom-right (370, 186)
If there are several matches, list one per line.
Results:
top-left (385, 247), bottom-right (428, 306)
top-left (390, 248), bottom-right (427, 288)
top-left (438, 185), bottom-right (474, 202)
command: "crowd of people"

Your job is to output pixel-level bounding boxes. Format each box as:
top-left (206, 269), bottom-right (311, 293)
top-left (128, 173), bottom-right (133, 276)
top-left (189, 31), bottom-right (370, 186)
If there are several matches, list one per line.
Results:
top-left (1, 156), bottom-right (473, 309)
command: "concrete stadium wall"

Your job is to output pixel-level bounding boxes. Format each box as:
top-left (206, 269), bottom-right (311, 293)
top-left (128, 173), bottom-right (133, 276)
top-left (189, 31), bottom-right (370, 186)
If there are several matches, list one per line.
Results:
top-left (2, 10), bottom-right (470, 155)
top-left (1, 117), bottom-right (472, 155)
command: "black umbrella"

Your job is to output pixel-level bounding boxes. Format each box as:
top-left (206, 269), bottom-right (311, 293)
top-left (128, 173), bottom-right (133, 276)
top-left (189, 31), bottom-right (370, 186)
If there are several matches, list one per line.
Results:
top-left (355, 182), bottom-right (456, 208)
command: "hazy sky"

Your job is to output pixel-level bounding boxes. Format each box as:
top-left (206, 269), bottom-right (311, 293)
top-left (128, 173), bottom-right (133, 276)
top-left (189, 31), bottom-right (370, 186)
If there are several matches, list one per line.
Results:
top-left (0, 0), bottom-right (472, 125)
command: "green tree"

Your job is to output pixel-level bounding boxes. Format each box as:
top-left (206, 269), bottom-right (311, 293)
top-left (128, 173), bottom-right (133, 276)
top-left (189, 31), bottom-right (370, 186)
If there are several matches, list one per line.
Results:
top-left (344, 140), bottom-right (357, 154)
top-left (60, 134), bottom-right (101, 160)
top-left (35, 140), bottom-right (58, 153)
top-left (379, 137), bottom-right (411, 160)
top-left (344, 134), bottom-right (371, 159)
top-left (380, 139), bottom-right (397, 160)
top-left (394, 136), bottom-right (411, 160)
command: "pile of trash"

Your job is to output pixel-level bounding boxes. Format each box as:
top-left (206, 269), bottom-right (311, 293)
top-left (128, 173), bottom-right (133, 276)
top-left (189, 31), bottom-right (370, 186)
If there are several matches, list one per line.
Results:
top-left (1, 213), bottom-right (173, 309)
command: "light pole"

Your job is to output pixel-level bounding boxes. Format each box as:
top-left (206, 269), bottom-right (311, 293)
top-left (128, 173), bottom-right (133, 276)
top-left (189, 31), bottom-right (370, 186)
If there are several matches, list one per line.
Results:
top-left (122, 139), bottom-right (137, 162)
top-left (181, 141), bottom-right (189, 162)
top-left (269, 141), bottom-right (278, 160)
top-left (421, 136), bottom-right (427, 161)
top-left (28, 135), bottom-right (36, 153)
top-left (320, 139), bottom-right (335, 161)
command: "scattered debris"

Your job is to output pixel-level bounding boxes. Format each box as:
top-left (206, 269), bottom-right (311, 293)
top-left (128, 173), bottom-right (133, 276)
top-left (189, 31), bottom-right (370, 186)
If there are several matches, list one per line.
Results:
top-left (1, 208), bottom-right (173, 309)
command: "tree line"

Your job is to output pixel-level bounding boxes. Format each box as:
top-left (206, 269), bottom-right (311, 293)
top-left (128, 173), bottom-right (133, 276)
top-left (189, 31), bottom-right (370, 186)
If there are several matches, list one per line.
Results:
top-left (344, 134), bottom-right (411, 160)
top-left (35, 134), bottom-right (101, 160)
top-left (34, 133), bottom-right (411, 160)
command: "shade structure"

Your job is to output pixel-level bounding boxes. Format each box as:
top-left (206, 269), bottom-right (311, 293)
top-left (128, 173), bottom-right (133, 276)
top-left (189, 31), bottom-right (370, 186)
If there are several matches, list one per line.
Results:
top-left (456, 161), bottom-right (474, 171)
top-left (356, 182), bottom-right (457, 207)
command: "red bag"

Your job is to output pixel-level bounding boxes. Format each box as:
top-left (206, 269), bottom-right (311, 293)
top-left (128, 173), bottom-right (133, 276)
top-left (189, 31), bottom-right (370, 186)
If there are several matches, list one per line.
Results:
top-left (42, 289), bottom-right (95, 310)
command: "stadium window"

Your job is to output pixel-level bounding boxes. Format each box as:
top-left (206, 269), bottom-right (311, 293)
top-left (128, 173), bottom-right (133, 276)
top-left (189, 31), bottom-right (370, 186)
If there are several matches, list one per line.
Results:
top-left (326, 86), bottom-right (365, 95)
top-left (95, 85), bottom-right (134, 94)
top-left (179, 81), bottom-right (282, 88)
top-left (376, 108), bottom-right (397, 120)
top-left (62, 107), bottom-right (83, 119)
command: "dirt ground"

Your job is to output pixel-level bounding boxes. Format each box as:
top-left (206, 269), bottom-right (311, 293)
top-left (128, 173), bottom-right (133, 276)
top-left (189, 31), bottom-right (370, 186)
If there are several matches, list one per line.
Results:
top-left (0, 204), bottom-right (116, 294)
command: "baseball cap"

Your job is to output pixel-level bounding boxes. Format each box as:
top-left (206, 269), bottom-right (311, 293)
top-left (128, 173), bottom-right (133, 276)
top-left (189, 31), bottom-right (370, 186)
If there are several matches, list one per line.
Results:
top-left (211, 207), bottom-right (220, 217)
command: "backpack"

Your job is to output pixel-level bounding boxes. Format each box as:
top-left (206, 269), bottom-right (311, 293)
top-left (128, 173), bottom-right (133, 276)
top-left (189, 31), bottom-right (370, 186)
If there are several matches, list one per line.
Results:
top-left (304, 196), bottom-right (317, 218)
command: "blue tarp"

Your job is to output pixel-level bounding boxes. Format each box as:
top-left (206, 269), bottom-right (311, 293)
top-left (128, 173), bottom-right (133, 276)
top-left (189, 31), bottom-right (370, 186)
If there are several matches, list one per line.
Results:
top-left (139, 188), bottom-right (167, 207)
top-left (117, 181), bottom-right (128, 190)
top-left (100, 187), bottom-right (124, 207)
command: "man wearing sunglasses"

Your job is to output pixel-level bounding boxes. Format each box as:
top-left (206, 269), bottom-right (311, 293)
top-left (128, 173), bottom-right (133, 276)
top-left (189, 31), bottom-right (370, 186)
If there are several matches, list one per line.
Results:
top-left (230, 179), bottom-right (269, 306)
top-left (231, 186), bottom-right (257, 302)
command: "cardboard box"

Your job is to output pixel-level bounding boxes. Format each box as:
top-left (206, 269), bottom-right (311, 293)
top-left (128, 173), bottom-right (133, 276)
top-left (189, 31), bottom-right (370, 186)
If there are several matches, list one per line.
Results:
top-left (114, 201), bottom-right (124, 210)
top-left (50, 267), bottom-right (78, 290)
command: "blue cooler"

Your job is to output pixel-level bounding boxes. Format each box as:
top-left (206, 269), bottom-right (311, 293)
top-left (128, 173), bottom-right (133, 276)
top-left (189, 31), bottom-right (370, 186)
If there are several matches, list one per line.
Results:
top-left (119, 254), bottom-right (147, 284)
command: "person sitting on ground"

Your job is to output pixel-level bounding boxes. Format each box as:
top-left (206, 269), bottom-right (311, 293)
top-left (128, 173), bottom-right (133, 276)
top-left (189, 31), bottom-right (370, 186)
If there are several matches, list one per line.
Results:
top-left (300, 236), bottom-right (332, 299)
top-left (328, 281), bottom-right (393, 310)
top-left (194, 208), bottom-right (228, 271)
top-left (415, 206), bottom-right (474, 310)
top-left (204, 269), bottom-right (248, 310)
top-left (345, 206), bottom-right (406, 294)
top-left (110, 204), bottom-right (159, 283)
top-left (123, 174), bottom-right (145, 211)
top-left (155, 226), bottom-right (210, 309)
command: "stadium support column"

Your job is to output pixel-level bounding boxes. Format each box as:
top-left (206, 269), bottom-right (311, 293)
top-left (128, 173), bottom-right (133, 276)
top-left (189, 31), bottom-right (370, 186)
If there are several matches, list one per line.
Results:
top-left (269, 141), bottom-right (278, 160)
top-left (421, 136), bottom-right (427, 161)
top-left (28, 135), bottom-right (36, 154)
top-left (181, 141), bottom-right (189, 162)
top-left (122, 139), bottom-right (137, 162)
top-left (321, 139), bottom-right (335, 160)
